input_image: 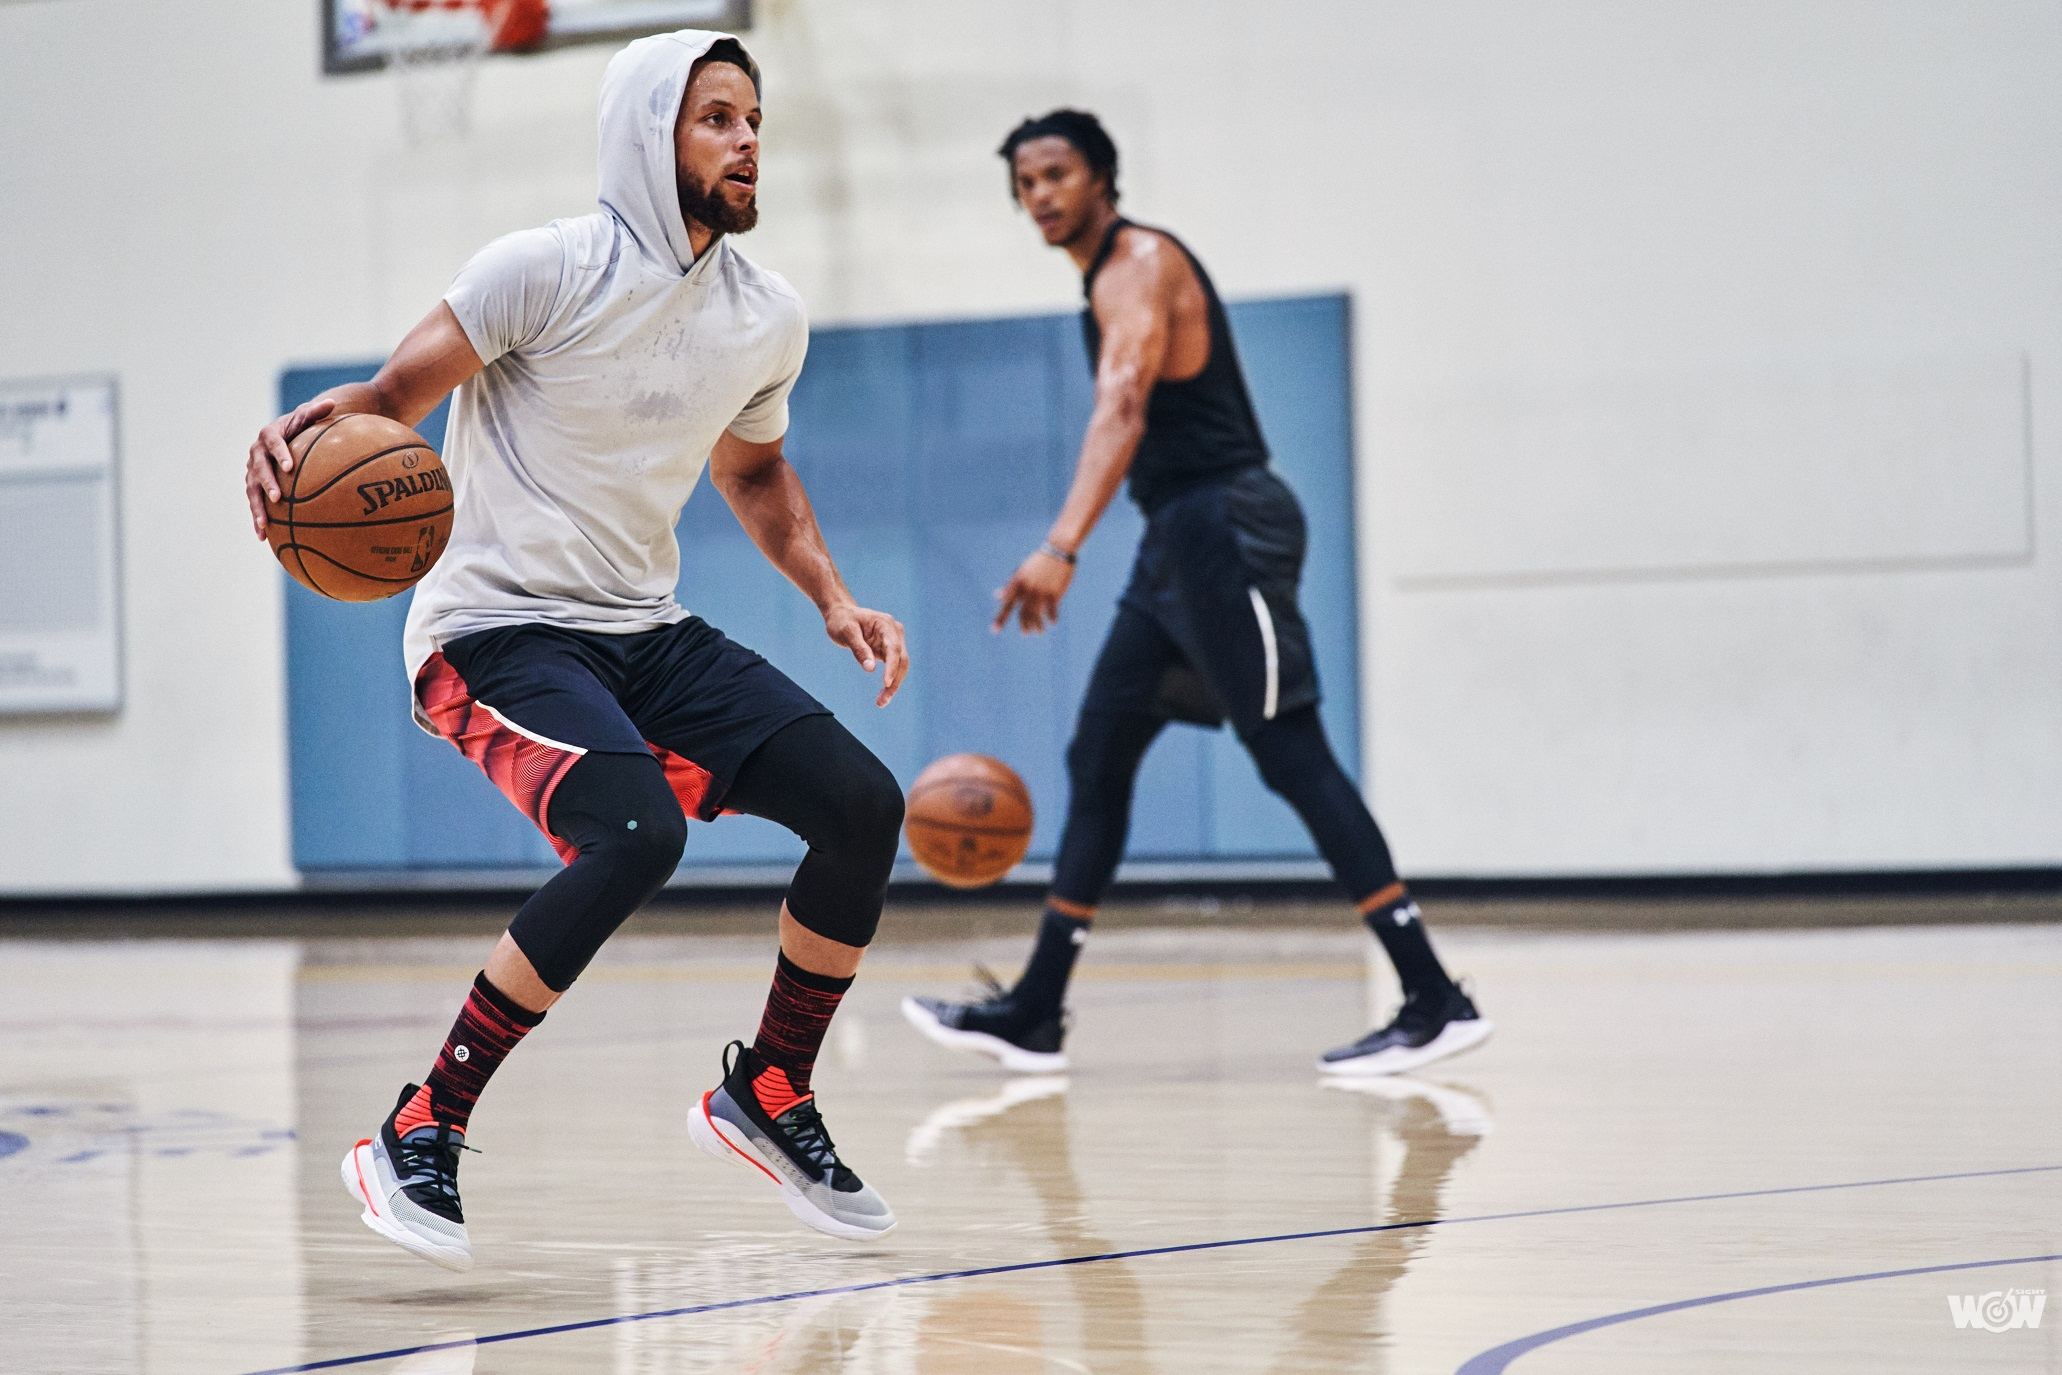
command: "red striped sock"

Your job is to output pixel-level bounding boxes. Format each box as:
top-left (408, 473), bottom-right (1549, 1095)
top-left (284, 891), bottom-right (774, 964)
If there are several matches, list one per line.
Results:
top-left (751, 1063), bottom-right (809, 1118)
top-left (749, 952), bottom-right (852, 1107)
top-left (393, 971), bottom-right (545, 1136)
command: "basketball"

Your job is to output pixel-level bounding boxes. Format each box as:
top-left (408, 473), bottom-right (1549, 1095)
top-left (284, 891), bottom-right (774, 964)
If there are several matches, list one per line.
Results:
top-left (265, 413), bottom-right (453, 602)
top-left (905, 753), bottom-right (1034, 888)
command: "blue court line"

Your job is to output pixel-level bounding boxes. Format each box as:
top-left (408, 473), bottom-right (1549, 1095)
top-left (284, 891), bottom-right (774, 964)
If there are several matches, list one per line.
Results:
top-left (1455, 1251), bottom-right (2062, 1373)
top-left (236, 1162), bottom-right (2061, 1375)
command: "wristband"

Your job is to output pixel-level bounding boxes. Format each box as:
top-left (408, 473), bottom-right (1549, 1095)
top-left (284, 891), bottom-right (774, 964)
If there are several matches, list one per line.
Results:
top-left (1038, 541), bottom-right (1078, 566)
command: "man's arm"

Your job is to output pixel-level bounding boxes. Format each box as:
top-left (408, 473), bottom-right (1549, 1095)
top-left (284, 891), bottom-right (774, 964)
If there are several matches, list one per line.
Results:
top-left (710, 431), bottom-right (910, 707)
top-left (1051, 243), bottom-right (1175, 554)
top-left (245, 302), bottom-right (483, 538)
top-left (993, 237), bottom-right (1174, 634)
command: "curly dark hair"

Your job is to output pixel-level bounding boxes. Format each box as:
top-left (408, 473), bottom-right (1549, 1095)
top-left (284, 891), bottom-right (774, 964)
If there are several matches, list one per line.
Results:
top-left (998, 108), bottom-right (1119, 203)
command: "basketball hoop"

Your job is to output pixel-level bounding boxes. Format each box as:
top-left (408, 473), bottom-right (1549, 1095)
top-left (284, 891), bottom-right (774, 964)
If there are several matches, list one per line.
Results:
top-left (373, 0), bottom-right (550, 144)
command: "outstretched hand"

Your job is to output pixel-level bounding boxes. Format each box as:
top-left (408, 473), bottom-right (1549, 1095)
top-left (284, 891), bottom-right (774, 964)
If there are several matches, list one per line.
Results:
top-left (824, 603), bottom-right (910, 707)
top-left (993, 547), bottom-right (1075, 634)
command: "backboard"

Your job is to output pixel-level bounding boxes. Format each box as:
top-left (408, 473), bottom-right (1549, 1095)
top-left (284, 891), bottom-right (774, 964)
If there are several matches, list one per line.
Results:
top-left (324, 0), bottom-right (751, 74)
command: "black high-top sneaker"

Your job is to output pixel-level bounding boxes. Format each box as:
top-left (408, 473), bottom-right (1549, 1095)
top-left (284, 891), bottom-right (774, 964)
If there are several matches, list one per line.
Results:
top-left (901, 970), bottom-right (1068, 1072)
top-left (1318, 984), bottom-right (1494, 1077)
top-left (688, 1042), bottom-right (896, 1241)
top-left (339, 1083), bottom-right (473, 1271)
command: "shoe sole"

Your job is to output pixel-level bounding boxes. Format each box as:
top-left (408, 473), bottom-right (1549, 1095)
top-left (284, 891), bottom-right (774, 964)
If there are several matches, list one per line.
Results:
top-left (339, 1139), bottom-right (473, 1272)
top-left (1316, 1018), bottom-right (1496, 1078)
top-left (688, 1091), bottom-right (896, 1242)
top-left (899, 996), bottom-right (1068, 1073)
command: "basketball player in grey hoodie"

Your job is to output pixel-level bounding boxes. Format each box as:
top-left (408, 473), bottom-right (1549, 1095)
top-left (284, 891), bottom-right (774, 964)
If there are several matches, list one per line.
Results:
top-left (245, 31), bottom-right (903, 1268)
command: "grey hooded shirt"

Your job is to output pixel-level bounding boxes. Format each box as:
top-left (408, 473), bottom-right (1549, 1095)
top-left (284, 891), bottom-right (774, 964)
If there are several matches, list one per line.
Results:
top-left (402, 28), bottom-right (805, 726)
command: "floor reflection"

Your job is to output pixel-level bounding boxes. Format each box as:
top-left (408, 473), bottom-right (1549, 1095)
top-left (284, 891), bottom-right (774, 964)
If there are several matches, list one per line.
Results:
top-left (1271, 1077), bottom-right (1492, 1373)
top-left (7, 916), bottom-right (2058, 1373)
top-left (906, 1075), bottom-right (1153, 1375)
top-left (386, 1332), bottom-right (478, 1374)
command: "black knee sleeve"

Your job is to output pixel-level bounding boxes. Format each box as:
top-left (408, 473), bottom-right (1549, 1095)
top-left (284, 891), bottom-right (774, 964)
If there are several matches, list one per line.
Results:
top-left (790, 746), bottom-right (901, 946)
top-left (508, 751), bottom-right (686, 991)
top-left (725, 715), bottom-right (902, 949)
top-left (843, 751), bottom-right (908, 859)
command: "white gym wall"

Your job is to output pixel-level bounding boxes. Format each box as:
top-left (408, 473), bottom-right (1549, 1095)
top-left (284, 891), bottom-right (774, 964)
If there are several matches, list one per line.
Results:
top-left (0, 0), bottom-right (2055, 892)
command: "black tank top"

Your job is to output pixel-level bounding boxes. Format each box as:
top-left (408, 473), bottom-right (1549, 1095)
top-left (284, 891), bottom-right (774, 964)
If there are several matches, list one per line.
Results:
top-left (1082, 219), bottom-right (1270, 513)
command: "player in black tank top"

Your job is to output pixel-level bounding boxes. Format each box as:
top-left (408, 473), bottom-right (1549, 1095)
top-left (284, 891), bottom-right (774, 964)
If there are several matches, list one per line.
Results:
top-left (1080, 217), bottom-right (1270, 512)
top-left (903, 110), bottom-right (1491, 1080)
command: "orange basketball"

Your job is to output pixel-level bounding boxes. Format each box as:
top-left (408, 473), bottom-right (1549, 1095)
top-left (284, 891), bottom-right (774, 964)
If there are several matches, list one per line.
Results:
top-left (265, 413), bottom-right (453, 602)
top-left (905, 754), bottom-right (1034, 889)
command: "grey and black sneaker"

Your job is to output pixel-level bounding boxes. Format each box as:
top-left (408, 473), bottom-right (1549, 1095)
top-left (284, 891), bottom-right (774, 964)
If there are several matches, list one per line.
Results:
top-left (688, 1042), bottom-right (896, 1242)
top-left (1319, 985), bottom-right (1494, 1077)
top-left (901, 970), bottom-right (1068, 1073)
top-left (339, 1083), bottom-right (474, 1271)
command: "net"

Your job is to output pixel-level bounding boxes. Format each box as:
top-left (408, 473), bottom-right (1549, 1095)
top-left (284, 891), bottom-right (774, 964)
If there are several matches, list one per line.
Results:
top-left (373, 0), bottom-right (546, 145)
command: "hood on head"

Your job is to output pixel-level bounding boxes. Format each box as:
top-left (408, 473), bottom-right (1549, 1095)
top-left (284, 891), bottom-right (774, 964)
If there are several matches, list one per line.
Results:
top-left (597, 29), bottom-right (756, 276)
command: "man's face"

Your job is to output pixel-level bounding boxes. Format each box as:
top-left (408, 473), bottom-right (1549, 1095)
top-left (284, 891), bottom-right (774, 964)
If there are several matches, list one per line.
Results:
top-left (674, 60), bottom-right (760, 236)
top-left (1011, 136), bottom-right (1107, 246)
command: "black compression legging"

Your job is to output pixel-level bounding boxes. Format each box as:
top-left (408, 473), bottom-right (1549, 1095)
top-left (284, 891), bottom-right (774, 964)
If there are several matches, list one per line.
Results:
top-left (723, 714), bottom-right (904, 944)
top-left (1050, 703), bottom-right (1400, 910)
top-left (507, 715), bottom-right (903, 991)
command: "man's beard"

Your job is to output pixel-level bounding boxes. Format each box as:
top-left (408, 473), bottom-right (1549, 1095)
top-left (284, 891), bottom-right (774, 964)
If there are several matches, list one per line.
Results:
top-left (678, 170), bottom-right (759, 237)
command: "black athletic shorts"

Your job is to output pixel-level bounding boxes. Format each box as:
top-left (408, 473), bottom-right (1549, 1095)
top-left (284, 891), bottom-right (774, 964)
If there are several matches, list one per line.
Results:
top-left (415, 616), bottom-right (827, 860)
top-left (1084, 465), bottom-right (1319, 739)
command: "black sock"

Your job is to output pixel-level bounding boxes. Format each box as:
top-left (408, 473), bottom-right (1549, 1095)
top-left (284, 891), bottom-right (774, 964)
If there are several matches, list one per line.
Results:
top-left (1009, 905), bottom-right (1092, 1017)
top-left (1360, 884), bottom-right (1456, 999)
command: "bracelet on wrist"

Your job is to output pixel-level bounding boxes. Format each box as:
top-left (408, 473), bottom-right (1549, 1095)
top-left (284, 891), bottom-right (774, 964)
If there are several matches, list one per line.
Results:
top-left (1038, 540), bottom-right (1078, 566)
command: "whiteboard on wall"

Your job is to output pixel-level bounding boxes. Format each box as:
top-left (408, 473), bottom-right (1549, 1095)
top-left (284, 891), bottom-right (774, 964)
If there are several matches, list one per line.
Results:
top-left (0, 376), bottom-right (122, 714)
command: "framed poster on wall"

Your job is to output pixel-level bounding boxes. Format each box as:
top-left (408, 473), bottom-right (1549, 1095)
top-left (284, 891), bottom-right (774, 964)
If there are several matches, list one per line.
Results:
top-left (0, 376), bottom-right (122, 715)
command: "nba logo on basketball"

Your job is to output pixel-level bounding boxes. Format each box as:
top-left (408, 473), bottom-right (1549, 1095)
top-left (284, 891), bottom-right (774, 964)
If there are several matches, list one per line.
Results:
top-left (1948, 1289), bottom-right (2045, 1332)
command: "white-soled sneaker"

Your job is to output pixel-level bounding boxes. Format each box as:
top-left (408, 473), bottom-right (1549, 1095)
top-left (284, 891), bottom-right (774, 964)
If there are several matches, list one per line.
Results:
top-left (1318, 986), bottom-right (1494, 1078)
top-left (688, 1042), bottom-right (896, 1242)
top-left (339, 1083), bottom-right (473, 1271)
top-left (901, 971), bottom-right (1068, 1073)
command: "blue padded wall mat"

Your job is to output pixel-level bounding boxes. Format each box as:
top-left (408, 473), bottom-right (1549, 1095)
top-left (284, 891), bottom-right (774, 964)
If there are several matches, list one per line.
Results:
top-left (282, 294), bottom-right (1357, 874)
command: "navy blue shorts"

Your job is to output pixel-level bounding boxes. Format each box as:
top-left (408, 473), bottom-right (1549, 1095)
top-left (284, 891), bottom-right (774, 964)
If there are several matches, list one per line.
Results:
top-left (416, 617), bottom-right (827, 857)
top-left (1085, 466), bottom-right (1319, 738)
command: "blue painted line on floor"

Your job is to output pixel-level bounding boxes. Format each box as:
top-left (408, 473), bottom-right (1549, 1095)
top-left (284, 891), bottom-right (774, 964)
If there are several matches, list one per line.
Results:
top-left (0, 1132), bottom-right (27, 1161)
top-left (234, 1162), bottom-right (2062, 1375)
top-left (1455, 1251), bottom-right (2062, 1373)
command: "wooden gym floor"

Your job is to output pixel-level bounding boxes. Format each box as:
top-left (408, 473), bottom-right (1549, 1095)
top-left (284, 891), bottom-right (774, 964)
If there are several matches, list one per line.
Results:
top-left (1, 892), bottom-right (2057, 1373)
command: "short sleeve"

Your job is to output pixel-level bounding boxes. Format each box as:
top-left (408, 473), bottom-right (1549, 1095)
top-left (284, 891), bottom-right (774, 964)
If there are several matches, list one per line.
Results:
top-left (727, 307), bottom-right (808, 443)
top-left (442, 228), bottom-right (565, 366)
